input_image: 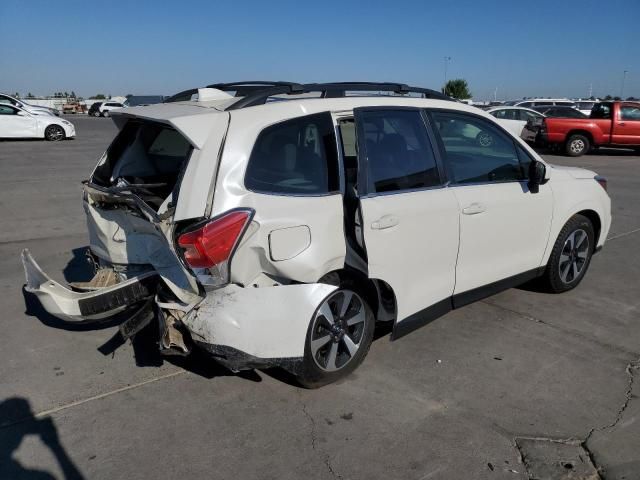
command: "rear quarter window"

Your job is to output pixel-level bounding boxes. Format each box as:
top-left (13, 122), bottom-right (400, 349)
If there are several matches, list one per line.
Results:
top-left (245, 112), bottom-right (339, 195)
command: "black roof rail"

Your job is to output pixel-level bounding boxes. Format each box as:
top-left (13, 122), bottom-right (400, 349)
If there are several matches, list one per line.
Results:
top-left (165, 81), bottom-right (453, 107)
top-left (225, 82), bottom-right (452, 110)
top-left (164, 81), bottom-right (301, 103)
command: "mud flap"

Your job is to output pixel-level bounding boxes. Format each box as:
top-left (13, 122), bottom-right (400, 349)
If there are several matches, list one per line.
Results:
top-left (22, 249), bottom-right (158, 322)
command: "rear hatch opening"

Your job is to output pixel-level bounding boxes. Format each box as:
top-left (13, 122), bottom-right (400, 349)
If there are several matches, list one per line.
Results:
top-left (90, 119), bottom-right (194, 212)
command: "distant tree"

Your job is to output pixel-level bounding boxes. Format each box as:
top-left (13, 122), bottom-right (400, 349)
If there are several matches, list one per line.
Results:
top-left (26, 92), bottom-right (34, 98)
top-left (627, 96), bottom-right (638, 101)
top-left (613, 96), bottom-right (621, 101)
top-left (14, 92), bottom-right (20, 98)
top-left (93, 94), bottom-right (106, 99)
top-left (604, 95), bottom-right (613, 100)
top-left (589, 96), bottom-right (596, 100)
top-left (126, 94), bottom-right (133, 99)
top-left (63, 91), bottom-right (69, 98)
top-left (70, 91), bottom-right (76, 98)
top-left (443, 79), bottom-right (472, 99)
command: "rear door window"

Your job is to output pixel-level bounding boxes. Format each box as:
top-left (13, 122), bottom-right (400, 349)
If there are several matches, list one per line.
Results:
top-left (356, 109), bottom-right (441, 194)
top-left (245, 112), bottom-right (339, 195)
top-left (591, 103), bottom-right (612, 119)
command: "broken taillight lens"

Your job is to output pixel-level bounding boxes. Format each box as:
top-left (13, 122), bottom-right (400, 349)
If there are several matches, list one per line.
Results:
top-left (594, 175), bottom-right (607, 192)
top-left (177, 210), bottom-right (253, 269)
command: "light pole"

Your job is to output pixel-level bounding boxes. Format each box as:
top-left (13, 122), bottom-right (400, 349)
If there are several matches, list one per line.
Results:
top-left (443, 56), bottom-right (452, 88)
top-left (621, 70), bottom-right (628, 99)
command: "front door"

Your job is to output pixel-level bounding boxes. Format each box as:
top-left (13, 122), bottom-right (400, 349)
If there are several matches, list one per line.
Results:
top-left (612, 104), bottom-right (640, 144)
top-left (0, 105), bottom-right (37, 137)
top-left (428, 110), bottom-right (553, 301)
top-left (354, 107), bottom-right (460, 327)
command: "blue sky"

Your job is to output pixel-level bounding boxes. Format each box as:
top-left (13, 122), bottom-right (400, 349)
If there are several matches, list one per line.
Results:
top-left (1, 0), bottom-right (638, 100)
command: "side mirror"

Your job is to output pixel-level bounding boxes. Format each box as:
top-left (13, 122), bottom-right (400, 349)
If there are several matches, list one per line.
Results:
top-left (17, 111), bottom-right (28, 116)
top-left (528, 160), bottom-right (546, 193)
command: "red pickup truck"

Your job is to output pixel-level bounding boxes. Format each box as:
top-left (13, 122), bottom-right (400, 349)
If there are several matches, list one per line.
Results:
top-left (539, 102), bottom-right (640, 156)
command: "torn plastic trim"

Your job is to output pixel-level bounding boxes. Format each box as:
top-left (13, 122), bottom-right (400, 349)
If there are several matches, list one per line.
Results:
top-left (22, 249), bottom-right (158, 322)
top-left (83, 181), bottom-right (165, 223)
top-left (195, 341), bottom-right (303, 374)
top-left (83, 181), bottom-right (202, 305)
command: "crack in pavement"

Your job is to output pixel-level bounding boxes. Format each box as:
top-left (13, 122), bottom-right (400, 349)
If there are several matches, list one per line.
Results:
top-left (481, 300), bottom-right (639, 357)
top-left (483, 301), bottom-right (640, 478)
top-left (585, 358), bottom-right (639, 443)
top-left (298, 392), bottom-right (343, 480)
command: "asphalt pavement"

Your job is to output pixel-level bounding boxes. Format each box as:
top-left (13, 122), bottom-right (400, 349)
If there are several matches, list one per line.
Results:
top-left (0, 115), bottom-right (638, 479)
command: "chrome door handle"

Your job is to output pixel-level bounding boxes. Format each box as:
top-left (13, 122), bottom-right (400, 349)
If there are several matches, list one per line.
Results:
top-left (618, 122), bottom-right (626, 126)
top-left (462, 203), bottom-right (486, 215)
top-left (371, 215), bottom-right (399, 230)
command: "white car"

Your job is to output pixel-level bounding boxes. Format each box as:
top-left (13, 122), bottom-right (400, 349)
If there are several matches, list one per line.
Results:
top-left (22, 82), bottom-right (611, 387)
top-left (93, 101), bottom-right (125, 117)
top-left (574, 100), bottom-right (600, 117)
top-left (487, 106), bottom-right (545, 138)
top-left (0, 104), bottom-right (75, 140)
top-left (506, 98), bottom-right (577, 109)
top-left (0, 93), bottom-right (59, 116)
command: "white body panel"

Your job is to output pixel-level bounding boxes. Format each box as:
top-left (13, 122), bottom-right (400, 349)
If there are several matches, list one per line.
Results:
top-left (183, 283), bottom-right (337, 358)
top-left (360, 189), bottom-right (460, 320)
top-left (451, 181), bottom-right (553, 294)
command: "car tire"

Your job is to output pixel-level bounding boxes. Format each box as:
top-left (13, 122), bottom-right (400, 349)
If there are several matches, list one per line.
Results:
top-left (296, 288), bottom-right (375, 388)
top-left (102, 110), bottom-right (110, 118)
top-left (565, 134), bottom-right (590, 157)
top-left (44, 125), bottom-right (65, 142)
top-left (541, 214), bottom-right (595, 293)
top-left (93, 111), bottom-right (100, 117)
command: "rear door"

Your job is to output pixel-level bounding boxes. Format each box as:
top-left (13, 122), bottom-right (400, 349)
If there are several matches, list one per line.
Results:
top-left (612, 104), bottom-right (640, 144)
top-left (428, 110), bottom-right (553, 301)
top-left (354, 107), bottom-right (460, 326)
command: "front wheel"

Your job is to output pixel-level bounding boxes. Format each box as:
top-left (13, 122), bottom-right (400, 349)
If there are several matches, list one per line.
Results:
top-left (102, 110), bottom-right (110, 118)
top-left (296, 289), bottom-right (375, 388)
top-left (44, 125), bottom-right (65, 141)
top-left (541, 214), bottom-right (595, 293)
top-left (565, 134), bottom-right (590, 157)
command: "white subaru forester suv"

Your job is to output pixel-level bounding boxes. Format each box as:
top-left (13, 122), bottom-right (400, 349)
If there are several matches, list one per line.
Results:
top-left (22, 82), bottom-right (611, 387)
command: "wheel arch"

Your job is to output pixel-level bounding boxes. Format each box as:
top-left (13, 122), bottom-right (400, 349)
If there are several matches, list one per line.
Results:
top-left (576, 209), bottom-right (602, 248)
top-left (320, 269), bottom-right (397, 323)
top-left (566, 129), bottom-right (595, 145)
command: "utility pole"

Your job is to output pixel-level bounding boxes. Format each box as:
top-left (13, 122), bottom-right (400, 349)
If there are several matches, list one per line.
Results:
top-left (621, 70), bottom-right (628, 99)
top-left (493, 87), bottom-right (498, 102)
top-left (588, 83), bottom-right (593, 98)
top-left (443, 56), bottom-right (452, 87)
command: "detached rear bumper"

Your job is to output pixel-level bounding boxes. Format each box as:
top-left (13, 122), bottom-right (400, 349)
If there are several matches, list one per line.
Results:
top-left (22, 249), bottom-right (158, 322)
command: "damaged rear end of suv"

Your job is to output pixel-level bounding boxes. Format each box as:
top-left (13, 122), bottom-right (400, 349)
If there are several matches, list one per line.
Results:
top-left (22, 87), bottom-right (355, 387)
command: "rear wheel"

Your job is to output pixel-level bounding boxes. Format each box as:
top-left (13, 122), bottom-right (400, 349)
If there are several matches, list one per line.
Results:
top-left (565, 134), bottom-right (590, 157)
top-left (102, 110), bottom-right (110, 118)
top-left (44, 125), bottom-right (65, 141)
top-left (541, 214), bottom-right (594, 293)
top-left (297, 289), bottom-right (375, 388)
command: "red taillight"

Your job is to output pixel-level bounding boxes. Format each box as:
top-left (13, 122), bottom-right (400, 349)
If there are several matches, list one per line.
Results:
top-left (177, 210), bottom-right (252, 269)
top-left (595, 175), bottom-right (608, 192)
